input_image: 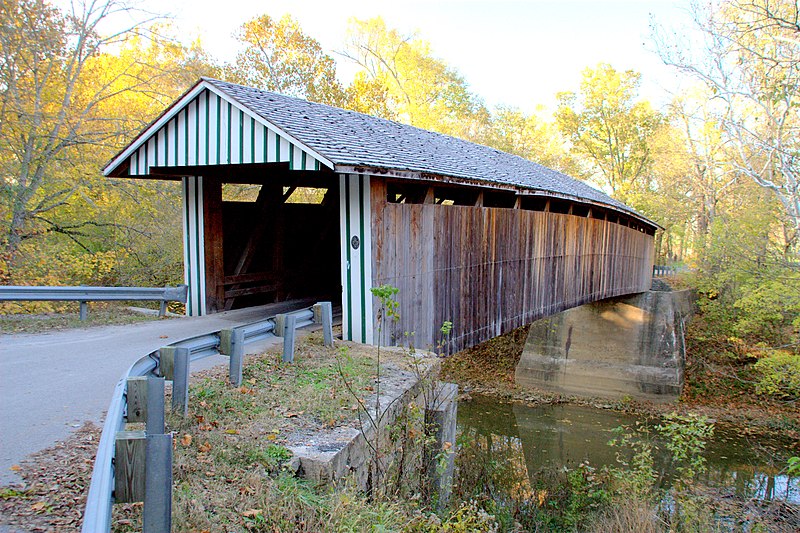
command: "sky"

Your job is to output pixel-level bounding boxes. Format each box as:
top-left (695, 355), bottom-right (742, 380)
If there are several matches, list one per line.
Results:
top-left (130, 0), bottom-right (696, 114)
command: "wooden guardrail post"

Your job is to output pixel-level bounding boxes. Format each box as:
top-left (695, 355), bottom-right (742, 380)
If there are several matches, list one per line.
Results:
top-left (282, 314), bottom-right (297, 363)
top-left (313, 302), bottom-right (334, 346)
top-left (143, 433), bottom-right (172, 532)
top-left (126, 376), bottom-right (165, 434)
top-left (126, 377), bottom-right (148, 423)
top-left (159, 346), bottom-right (190, 416)
top-left (119, 377), bottom-right (171, 530)
top-left (274, 314), bottom-right (286, 337)
top-left (114, 431), bottom-right (146, 503)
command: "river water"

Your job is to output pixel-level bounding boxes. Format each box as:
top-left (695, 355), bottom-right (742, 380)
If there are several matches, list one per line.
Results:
top-left (456, 395), bottom-right (799, 504)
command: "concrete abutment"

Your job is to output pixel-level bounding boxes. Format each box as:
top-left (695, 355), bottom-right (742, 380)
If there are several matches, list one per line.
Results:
top-left (515, 289), bottom-right (695, 402)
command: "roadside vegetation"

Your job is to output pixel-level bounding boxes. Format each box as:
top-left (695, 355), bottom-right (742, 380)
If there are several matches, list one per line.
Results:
top-left (0, 304), bottom-right (166, 334)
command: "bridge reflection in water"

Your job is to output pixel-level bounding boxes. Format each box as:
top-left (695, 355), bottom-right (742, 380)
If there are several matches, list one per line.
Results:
top-left (455, 395), bottom-right (799, 504)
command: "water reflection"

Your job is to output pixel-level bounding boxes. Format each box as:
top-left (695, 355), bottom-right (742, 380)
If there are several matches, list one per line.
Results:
top-left (456, 395), bottom-right (799, 504)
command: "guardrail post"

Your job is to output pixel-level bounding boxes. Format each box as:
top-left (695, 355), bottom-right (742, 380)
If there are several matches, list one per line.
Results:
top-left (146, 376), bottom-right (165, 435)
top-left (313, 302), bottom-right (334, 347)
top-left (143, 433), bottom-right (172, 532)
top-left (114, 430), bottom-right (146, 503)
top-left (160, 346), bottom-right (190, 416)
top-left (229, 328), bottom-right (245, 387)
top-left (282, 314), bottom-right (297, 363)
top-left (79, 301), bottom-right (88, 321)
top-left (172, 347), bottom-right (190, 416)
top-left (274, 314), bottom-right (286, 337)
top-left (158, 301), bottom-right (167, 317)
top-left (126, 377), bottom-right (148, 423)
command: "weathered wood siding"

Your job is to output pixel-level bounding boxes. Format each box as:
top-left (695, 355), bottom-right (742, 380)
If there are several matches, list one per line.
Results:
top-left (371, 181), bottom-right (654, 354)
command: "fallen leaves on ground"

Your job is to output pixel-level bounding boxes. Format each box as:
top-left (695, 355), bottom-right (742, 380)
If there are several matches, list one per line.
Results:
top-left (0, 422), bottom-right (100, 531)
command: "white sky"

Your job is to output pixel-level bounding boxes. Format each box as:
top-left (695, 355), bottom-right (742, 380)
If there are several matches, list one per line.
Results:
top-left (131, 0), bottom-right (694, 114)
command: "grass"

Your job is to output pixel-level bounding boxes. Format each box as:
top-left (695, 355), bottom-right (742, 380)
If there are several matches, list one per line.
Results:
top-left (112, 333), bottom-right (383, 532)
top-left (111, 332), bottom-right (503, 532)
top-left (0, 304), bottom-right (164, 333)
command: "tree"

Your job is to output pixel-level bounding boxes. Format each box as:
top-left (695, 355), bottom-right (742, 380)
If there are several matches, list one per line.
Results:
top-left (486, 106), bottom-right (578, 175)
top-left (228, 14), bottom-right (345, 106)
top-left (341, 17), bottom-right (490, 141)
top-left (555, 64), bottom-right (662, 202)
top-left (655, 0), bottom-right (800, 238)
top-left (0, 0), bottom-right (210, 282)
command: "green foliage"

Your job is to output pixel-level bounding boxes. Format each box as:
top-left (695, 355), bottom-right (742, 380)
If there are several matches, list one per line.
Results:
top-left (607, 423), bottom-right (658, 497)
top-left (436, 500), bottom-right (499, 532)
top-left (563, 462), bottom-right (612, 530)
top-left (787, 456), bottom-right (800, 476)
top-left (244, 444), bottom-right (292, 472)
top-left (1, 0), bottom-right (210, 288)
top-left (753, 350), bottom-right (800, 400)
top-left (0, 488), bottom-right (30, 500)
top-left (733, 275), bottom-right (800, 344)
top-left (370, 284), bottom-right (400, 322)
top-left (656, 412), bottom-right (714, 486)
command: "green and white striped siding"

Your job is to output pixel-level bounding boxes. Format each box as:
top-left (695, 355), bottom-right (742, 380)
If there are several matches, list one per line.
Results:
top-left (128, 89), bottom-right (324, 175)
top-left (182, 176), bottom-right (206, 317)
top-left (339, 174), bottom-right (374, 344)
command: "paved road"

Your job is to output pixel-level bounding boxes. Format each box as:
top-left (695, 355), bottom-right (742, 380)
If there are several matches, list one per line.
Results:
top-left (0, 301), bottom-right (311, 485)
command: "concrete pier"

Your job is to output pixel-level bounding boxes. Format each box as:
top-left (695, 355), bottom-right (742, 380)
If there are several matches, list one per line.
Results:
top-left (515, 289), bottom-right (695, 402)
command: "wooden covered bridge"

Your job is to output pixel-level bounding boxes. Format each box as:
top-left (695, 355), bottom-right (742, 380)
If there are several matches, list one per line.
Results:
top-left (104, 78), bottom-right (657, 354)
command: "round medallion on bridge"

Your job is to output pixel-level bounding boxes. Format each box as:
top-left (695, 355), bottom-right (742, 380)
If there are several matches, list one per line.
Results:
top-left (351, 236), bottom-right (360, 250)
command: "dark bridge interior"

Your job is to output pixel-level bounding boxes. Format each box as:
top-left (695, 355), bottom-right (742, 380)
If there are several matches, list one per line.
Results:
top-left (156, 163), bottom-right (341, 313)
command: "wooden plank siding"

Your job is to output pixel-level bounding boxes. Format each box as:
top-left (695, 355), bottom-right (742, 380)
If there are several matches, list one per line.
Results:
top-left (371, 179), bottom-right (654, 354)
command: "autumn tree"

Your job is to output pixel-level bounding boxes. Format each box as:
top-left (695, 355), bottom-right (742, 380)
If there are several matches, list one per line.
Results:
top-left (656, 0), bottom-right (800, 238)
top-left (228, 14), bottom-right (345, 106)
top-left (341, 17), bottom-right (489, 141)
top-left (555, 64), bottom-right (662, 202)
top-left (486, 106), bottom-right (578, 175)
top-left (0, 0), bottom-right (210, 283)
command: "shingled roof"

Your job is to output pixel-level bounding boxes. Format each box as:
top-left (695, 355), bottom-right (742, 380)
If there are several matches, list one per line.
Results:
top-left (105, 77), bottom-right (655, 227)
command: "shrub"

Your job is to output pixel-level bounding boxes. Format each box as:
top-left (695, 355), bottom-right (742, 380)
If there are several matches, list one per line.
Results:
top-left (733, 275), bottom-right (800, 346)
top-left (753, 350), bottom-right (800, 400)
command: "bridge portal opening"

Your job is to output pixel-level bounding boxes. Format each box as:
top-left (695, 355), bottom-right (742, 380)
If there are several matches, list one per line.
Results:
top-left (161, 163), bottom-right (341, 315)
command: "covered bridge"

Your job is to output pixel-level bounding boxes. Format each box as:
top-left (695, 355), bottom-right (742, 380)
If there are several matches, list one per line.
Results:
top-left (104, 77), bottom-right (657, 353)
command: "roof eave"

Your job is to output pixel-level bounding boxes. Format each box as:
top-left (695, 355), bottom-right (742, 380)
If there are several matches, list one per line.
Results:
top-left (334, 164), bottom-right (661, 231)
top-left (102, 77), bottom-right (336, 178)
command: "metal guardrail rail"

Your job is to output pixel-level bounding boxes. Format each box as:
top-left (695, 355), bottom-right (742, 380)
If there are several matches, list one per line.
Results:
top-left (0, 285), bottom-right (188, 319)
top-left (81, 303), bottom-right (332, 532)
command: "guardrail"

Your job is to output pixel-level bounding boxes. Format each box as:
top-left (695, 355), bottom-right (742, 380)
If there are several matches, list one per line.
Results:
top-left (0, 285), bottom-right (188, 320)
top-left (81, 302), bottom-right (334, 532)
top-left (653, 265), bottom-right (677, 277)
